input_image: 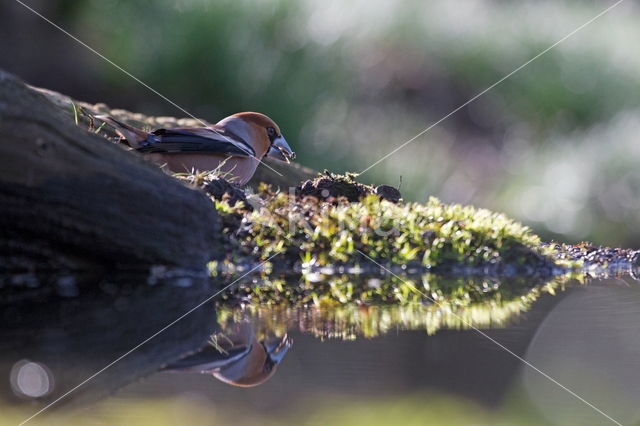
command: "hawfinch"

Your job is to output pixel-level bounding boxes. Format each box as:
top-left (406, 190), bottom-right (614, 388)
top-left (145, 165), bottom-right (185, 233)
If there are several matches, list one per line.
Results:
top-left (164, 322), bottom-right (292, 387)
top-left (97, 112), bottom-right (295, 185)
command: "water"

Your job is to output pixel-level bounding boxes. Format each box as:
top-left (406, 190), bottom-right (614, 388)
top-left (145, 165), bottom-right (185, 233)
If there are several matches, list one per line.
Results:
top-left (2, 272), bottom-right (639, 425)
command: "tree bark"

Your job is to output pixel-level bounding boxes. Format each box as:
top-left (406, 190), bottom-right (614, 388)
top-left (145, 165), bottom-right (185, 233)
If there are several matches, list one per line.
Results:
top-left (0, 70), bottom-right (222, 270)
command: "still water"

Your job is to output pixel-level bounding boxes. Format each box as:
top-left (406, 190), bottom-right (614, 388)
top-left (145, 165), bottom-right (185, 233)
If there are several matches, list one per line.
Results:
top-left (2, 271), bottom-right (639, 425)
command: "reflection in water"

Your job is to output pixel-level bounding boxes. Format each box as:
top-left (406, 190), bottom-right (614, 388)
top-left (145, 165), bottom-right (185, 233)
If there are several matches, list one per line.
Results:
top-left (154, 273), bottom-right (575, 390)
top-left (166, 273), bottom-right (640, 425)
top-left (7, 269), bottom-right (640, 425)
top-left (0, 274), bottom-right (218, 408)
top-left (165, 322), bottom-right (291, 387)
top-left (217, 273), bottom-right (576, 340)
top-left (523, 277), bottom-right (640, 426)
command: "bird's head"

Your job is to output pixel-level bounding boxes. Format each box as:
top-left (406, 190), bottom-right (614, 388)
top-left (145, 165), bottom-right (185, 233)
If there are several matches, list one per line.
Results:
top-left (217, 112), bottom-right (296, 162)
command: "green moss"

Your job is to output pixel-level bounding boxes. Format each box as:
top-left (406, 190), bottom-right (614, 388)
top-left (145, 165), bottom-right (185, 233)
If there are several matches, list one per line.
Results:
top-left (203, 176), bottom-right (573, 273)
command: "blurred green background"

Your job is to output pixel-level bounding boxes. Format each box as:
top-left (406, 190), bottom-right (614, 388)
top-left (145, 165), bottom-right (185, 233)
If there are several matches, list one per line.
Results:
top-left (2, 0), bottom-right (639, 247)
top-left (0, 392), bottom-right (548, 426)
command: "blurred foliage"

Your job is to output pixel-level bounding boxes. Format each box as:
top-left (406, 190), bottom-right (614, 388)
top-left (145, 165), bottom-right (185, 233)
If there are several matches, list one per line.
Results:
top-left (0, 393), bottom-right (548, 426)
top-left (10, 0), bottom-right (640, 246)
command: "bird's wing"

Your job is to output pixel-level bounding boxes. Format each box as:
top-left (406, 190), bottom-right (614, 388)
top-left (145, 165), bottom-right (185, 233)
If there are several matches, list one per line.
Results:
top-left (136, 126), bottom-right (256, 157)
top-left (163, 344), bottom-right (252, 372)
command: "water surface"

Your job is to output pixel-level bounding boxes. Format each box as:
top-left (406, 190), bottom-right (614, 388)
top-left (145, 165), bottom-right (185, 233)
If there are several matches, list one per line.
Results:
top-left (2, 272), bottom-right (639, 425)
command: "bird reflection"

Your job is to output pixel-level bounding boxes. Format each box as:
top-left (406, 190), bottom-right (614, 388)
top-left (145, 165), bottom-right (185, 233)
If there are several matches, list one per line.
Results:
top-left (164, 322), bottom-right (292, 387)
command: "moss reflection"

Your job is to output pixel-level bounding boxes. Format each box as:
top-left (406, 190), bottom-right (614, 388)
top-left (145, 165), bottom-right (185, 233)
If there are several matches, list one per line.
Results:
top-left (217, 274), bottom-right (578, 340)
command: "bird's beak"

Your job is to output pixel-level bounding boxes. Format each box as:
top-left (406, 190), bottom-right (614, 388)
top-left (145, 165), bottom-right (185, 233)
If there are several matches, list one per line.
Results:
top-left (267, 136), bottom-right (296, 163)
top-left (263, 334), bottom-right (293, 364)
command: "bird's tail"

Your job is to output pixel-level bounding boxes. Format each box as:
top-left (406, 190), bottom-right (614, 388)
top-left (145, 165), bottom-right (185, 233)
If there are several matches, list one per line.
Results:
top-left (95, 115), bottom-right (149, 148)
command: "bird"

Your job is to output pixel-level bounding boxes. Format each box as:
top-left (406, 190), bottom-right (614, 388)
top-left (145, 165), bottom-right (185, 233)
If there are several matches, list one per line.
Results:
top-left (96, 112), bottom-right (295, 185)
top-left (163, 322), bottom-right (292, 387)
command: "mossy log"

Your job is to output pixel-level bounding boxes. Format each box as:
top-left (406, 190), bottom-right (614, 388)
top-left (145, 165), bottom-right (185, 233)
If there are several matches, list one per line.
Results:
top-left (0, 70), bottom-right (225, 270)
top-left (4, 69), bottom-right (635, 278)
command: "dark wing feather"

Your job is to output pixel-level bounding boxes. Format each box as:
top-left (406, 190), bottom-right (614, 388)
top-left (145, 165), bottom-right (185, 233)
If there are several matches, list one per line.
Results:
top-left (163, 344), bottom-right (251, 372)
top-left (136, 127), bottom-right (255, 157)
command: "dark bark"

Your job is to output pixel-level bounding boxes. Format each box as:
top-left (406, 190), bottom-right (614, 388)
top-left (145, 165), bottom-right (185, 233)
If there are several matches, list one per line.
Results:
top-left (0, 70), bottom-right (221, 270)
top-left (0, 274), bottom-right (218, 407)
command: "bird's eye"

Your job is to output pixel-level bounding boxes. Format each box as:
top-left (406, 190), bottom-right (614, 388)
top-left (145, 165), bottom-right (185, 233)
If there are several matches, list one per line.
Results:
top-left (266, 126), bottom-right (277, 141)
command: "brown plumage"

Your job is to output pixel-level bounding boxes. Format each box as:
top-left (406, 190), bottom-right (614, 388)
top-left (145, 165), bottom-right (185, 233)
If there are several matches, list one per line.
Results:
top-left (97, 112), bottom-right (295, 185)
top-left (164, 322), bottom-right (292, 387)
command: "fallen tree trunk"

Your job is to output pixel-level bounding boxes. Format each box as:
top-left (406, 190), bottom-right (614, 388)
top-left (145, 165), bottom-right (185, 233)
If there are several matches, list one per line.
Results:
top-left (0, 70), bottom-right (222, 270)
